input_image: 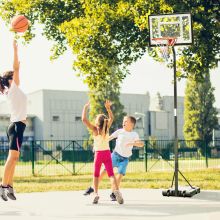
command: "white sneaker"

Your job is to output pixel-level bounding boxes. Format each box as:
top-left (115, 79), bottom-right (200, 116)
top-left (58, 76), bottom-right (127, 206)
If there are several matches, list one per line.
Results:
top-left (92, 193), bottom-right (100, 204)
top-left (7, 185), bottom-right (16, 200)
top-left (114, 190), bottom-right (124, 204)
top-left (0, 185), bottom-right (8, 201)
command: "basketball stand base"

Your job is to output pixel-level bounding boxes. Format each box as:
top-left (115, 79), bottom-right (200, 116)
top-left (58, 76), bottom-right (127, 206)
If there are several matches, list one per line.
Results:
top-left (162, 186), bottom-right (200, 197)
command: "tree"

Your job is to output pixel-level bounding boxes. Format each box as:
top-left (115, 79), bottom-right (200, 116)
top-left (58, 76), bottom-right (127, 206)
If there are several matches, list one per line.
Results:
top-left (88, 66), bottom-right (126, 132)
top-left (184, 72), bottom-right (218, 155)
top-left (164, 1), bottom-right (219, 149)
top-left (148, 1), bottom-right (219, 146)
top-left (0, 0), bottom-right (170, 128)
top-left (0, 1), bottom-right (219, 139)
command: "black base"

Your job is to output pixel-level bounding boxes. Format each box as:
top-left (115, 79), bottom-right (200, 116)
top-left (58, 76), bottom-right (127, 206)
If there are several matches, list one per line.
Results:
top-left (162, 186), bottom-right (200, 197)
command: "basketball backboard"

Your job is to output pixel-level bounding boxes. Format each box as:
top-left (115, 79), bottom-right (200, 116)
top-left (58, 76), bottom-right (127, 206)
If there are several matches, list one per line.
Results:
top-left (148, 13), bottom-right (193, 46)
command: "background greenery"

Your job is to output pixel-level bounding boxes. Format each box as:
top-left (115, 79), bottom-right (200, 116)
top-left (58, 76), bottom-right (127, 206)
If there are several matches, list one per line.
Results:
top-left (0, 1), bottom-right (219, 136)
top-left (13, 169), bottom-right (220, 193)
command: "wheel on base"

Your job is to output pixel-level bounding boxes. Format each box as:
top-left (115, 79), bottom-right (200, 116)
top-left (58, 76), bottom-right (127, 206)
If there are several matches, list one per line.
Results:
top-left (162, 189), bottom-right (171, 196)
top-left (182, 190), bottom-right (186, 197)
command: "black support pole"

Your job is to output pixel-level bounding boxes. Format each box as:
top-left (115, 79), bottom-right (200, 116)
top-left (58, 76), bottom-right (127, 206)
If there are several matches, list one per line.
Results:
top-left (172, 46), bottom-right (179, 196)
top-left (162, 44), bottom-right (200, 198)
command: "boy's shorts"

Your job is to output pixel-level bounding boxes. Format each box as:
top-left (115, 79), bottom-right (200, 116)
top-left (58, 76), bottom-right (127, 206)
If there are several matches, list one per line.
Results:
top-left (111, 151), bottom-right (129, 176)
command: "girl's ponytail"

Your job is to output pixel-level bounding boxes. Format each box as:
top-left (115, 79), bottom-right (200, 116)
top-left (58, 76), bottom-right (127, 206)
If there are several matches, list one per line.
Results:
top-left (0, 76), bottom-right (8, 94)
top-left (102, 118), bottom-right (109, 136)
top-left (96, 114), bottom-right (109, 137)
top-left (0, 77), bottom-right (4, 94)
top-left (0, 71), bottom-right (14, 90)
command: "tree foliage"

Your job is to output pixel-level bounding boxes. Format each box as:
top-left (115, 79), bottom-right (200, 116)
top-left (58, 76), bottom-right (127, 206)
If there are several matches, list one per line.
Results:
top-left (0, 0), bottom-right (171, 129)
top-left (0, 0), bottom-right (219, 136)
top-left (166, 0), bottom-right (219, 79)
top-left (184, 72), bottom-right (218, 154)
top-left (166, 1), bottom-right (219, 145)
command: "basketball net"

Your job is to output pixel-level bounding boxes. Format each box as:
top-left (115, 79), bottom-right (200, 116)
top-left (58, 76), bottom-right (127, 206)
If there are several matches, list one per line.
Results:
top-left (152, 37), bottom-right (177, 61)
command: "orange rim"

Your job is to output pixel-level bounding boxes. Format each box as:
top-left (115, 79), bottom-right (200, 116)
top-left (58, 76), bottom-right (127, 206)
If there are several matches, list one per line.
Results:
top-left (152, 37), bottom-right (177, 46)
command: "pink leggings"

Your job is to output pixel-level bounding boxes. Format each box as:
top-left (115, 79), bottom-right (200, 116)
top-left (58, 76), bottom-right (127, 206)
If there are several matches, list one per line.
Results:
top-left (94, 150), bottom-right (114, 177)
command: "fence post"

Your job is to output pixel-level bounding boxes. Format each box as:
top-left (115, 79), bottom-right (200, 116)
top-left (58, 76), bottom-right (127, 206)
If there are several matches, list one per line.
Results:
top-left (144, 140), bottom-right (148, 172)
top-left (205, 140), bottom-right (208, 168)
top-left (31, 141), bottom-right (35, 176)
top-left (72, 141), bottom-right (75, 175)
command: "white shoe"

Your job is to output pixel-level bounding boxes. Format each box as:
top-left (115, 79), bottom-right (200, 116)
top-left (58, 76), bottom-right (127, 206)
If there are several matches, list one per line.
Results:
top-left (0, 185), bottom-right (8, 201)
top-left (92, 193), bottom-right (100, 204)
top-left (7, 185), bottom-right (16, 200)
top-left (114, 190), bottom-right (124, 204)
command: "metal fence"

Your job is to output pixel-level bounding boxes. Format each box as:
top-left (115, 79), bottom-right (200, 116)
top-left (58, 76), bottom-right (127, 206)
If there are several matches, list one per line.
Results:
top-left (0, 139), bottom-right (220, 177)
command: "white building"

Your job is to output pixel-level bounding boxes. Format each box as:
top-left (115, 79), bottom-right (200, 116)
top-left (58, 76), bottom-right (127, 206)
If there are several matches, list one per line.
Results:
top-left (0, 90), bottom-right (150, 140)
top-left (0, 89), bottom-right (219, 141)
top-left (149, 94), bottom-right (185, 139)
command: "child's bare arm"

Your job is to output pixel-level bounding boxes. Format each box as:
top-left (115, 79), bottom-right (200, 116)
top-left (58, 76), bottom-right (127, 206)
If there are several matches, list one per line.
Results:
top-left (105, 100), bottom-right (114, 128)
top-left (82, 102), bottom-right (96, 132)
top-left (126, 140), bottom-right (144, 148)
top-left (134, 140), bottom-right (144, 147)
top-left (109, 135), bottom-right (115, 141)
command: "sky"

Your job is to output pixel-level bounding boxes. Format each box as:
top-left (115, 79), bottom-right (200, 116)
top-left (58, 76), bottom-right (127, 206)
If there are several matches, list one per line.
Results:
top-left (0, 19), bottom-right (220, 107)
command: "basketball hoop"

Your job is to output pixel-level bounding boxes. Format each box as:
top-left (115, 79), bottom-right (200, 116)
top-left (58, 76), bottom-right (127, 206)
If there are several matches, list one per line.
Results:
top-left (152, 37), bottom-right (177, 61)
top-left (148, 13), bottom-right (199, 198)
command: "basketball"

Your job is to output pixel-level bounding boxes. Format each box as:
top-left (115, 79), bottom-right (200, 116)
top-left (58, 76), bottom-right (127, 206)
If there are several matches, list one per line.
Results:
top-left (11, 15), bottom-right (29, 33)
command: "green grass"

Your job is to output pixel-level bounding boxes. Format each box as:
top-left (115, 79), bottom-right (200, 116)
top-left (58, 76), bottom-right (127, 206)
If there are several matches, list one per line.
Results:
top-left (1, 158), bottom-right (220, 177)
top-left (12, 169), bottom-right (220, 193)
top-left (1, 158), bottom-right (220, 193)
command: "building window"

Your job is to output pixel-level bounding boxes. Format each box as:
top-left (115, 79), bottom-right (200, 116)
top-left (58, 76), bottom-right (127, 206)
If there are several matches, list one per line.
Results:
top-left (52, 116), bottom-right (60, 122)
top-left (75, 116), bottom-right (81, 122)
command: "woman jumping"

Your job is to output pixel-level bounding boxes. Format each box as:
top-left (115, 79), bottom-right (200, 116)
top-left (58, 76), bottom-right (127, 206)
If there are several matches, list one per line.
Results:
top-left (0, 40), bottom-right (27, 201)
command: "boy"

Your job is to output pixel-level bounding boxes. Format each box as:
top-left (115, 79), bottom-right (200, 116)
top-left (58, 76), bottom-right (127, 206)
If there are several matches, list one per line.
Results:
top-left (84, 116), bottom-right (144, 200)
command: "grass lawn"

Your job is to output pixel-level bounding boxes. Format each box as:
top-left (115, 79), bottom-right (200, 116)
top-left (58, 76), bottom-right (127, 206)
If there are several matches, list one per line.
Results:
top-left (1, 158), bottom-right (220, 176)
top-left (13, 168), bottom-right (220, 193)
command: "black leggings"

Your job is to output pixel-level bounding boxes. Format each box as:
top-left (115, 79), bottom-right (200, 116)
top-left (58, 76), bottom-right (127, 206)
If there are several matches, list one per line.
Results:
top-left (6, 122), bottom-right (26, 151)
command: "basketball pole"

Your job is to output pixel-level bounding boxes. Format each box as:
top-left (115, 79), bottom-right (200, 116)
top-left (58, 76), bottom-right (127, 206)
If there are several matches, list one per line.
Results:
top-left (151, 40), bottom-right (200, 197)
top-left (162, 45), bottom-right (200, 197)
top-left (172, 46), bottom-right (179, 196)
top-left (148, 13), bottom-right (200, 198)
